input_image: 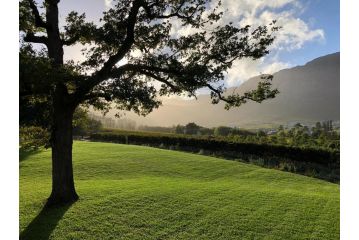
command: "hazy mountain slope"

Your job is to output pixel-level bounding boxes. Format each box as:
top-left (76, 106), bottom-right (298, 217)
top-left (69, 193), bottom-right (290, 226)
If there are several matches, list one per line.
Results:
top-left (105, 52), bottom-right (340, 127)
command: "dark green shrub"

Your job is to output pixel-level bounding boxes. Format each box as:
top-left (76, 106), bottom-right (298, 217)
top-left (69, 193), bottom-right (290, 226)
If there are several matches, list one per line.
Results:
top-left (20, 126), bottom-right (50, 150)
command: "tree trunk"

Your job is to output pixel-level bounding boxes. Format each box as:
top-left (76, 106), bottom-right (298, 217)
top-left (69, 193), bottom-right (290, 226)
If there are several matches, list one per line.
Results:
top-left (47, 95), bottom-right (78, 206)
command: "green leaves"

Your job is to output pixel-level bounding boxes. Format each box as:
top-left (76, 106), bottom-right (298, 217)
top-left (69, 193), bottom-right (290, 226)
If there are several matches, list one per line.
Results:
top-left (20, 0), bottom-right (281, 118)
top-left (223, 75), bottom-right (279, 110)
top-left (86, 74), bottom-right (161, 116)
top-left (19, 126), bottom-right (50, 150)
top-left (63, 11), bottom-right (99, 46)
top-left (20, 0), bottom-right (47, 33)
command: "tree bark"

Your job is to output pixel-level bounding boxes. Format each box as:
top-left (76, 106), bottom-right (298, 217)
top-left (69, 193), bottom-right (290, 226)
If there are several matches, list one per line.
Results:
top-left (47, 88), bottom-right (78, 206)
top-left (43, 1), bottom-right (79, 205)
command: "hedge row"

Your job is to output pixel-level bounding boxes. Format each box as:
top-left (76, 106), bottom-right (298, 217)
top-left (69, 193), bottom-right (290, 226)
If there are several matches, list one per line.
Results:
top-left (89, 131), bottom-right (339, 167)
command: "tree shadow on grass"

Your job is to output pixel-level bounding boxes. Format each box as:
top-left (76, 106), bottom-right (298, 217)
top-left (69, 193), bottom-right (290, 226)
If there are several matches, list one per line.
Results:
top-left (19, 149), bottom-right (41, 162)
top-left (20, 202), bottom-right (74, 240)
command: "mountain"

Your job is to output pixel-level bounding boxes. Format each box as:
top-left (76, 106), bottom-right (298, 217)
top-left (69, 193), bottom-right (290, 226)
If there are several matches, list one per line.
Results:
top-left (102, 52), bottom-right (340, 128)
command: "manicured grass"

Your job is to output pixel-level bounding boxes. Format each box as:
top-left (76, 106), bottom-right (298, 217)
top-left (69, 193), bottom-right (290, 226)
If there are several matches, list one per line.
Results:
top-left (20, 141), bottom-right (339, 240)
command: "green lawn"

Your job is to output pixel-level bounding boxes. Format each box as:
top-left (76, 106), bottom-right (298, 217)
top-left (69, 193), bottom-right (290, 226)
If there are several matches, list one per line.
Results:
top-left (20, 141), bottom-right (339, 240)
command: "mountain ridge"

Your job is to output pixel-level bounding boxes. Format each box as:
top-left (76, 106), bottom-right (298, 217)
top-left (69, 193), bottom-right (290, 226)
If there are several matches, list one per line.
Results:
top-left (102, 52), bottom-right (340, 128)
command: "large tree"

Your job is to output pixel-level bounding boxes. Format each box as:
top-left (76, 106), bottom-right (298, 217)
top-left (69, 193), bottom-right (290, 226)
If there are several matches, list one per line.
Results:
top-left (20, 0), bottom-right (279, 205)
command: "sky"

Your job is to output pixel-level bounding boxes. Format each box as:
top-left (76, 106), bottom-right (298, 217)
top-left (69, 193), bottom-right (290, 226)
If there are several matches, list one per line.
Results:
top-left (54, 0), bottom-right (339, 88)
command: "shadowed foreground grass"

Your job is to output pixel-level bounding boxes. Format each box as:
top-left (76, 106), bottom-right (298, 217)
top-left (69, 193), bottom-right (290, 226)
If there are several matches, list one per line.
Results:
top-left (20, 141), bottom-right (339, 240)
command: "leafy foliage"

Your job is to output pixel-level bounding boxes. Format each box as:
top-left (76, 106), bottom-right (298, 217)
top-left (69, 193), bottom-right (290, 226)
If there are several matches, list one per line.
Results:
top-left (140, 121), bottom-right (339, 151)
top-left (20, 126), bottom-right (50, 150)
top-left (227, 122), bottom-right (340, 151)
top-left (20, 0), bottom-right (280, 118)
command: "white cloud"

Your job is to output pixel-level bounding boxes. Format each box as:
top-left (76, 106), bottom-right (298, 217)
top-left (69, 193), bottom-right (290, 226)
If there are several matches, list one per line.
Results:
top-left (261, 61), bottom-right (291, 74)
top-left (208, 0), bottom-right (324, 85)
top-left (258, 10), bottom-right (325, 51)
top-left (224, 57), bottom-right (292, 87)
top-left (104, 0), bottom-right (112, 9)
top-left (212, 0), bottom-right (325, 51)
top-left (225, 59), bottom-right (261, 86)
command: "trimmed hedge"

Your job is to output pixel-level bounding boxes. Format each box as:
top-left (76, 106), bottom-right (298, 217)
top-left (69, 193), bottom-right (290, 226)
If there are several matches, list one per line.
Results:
top-left (90, 131), bottom-right (339, 167)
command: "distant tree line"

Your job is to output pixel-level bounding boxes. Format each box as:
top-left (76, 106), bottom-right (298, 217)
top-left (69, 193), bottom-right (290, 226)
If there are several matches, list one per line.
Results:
top-left (138, 122), bottom-right (255, 136)
top-left (131, 120), bottom-right (339, 151)
top-left (137, 125), bottom-right (175, 133)
top-left (89, 114), bottom-right (137, 130)
top-left (227, 121), bottom-right (339, 151)
top-left (73, 109), bottom-right (103, 138)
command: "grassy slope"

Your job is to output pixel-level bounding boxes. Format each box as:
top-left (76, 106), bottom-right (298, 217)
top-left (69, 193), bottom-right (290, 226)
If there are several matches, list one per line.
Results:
top-left (20, 141), bottom-right (339, 240)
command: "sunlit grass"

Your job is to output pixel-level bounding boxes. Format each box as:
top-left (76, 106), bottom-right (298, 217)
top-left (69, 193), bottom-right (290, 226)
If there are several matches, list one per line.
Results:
top-left (20, 141), bottom-right (339, 240)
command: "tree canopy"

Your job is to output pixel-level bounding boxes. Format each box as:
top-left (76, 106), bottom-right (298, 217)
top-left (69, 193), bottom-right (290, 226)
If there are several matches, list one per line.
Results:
top-left (20, 0), bottom-right (280, 117)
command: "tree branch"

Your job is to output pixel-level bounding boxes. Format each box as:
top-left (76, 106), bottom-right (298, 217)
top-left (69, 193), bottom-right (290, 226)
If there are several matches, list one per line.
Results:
top-left (206, 84), bottom-right (232, 104)
top-left (141, 0), bottom-right (197, 21)
top-left (207, 75), bottom-right (279, 109)
top-left (27, 0), bottom-right (48, 29)
top-left (94, 0), bottom-right (141, 77)
top-left (110, 63), bottom-right (182, 86)
top-left (106, 64), bottom-right (181, 92)
top-left (62, 35), bottom-right (80, 46)
top-left (131, 69), bottom-right (181, 93)
top-left (115, 63), bottom-right (181, 76)
top-left (82, 92), bottom-right (111, 101)
top-left (75, 0), bottom-right (143, 99)
top-left (23, 33), bottom-right (48, 45)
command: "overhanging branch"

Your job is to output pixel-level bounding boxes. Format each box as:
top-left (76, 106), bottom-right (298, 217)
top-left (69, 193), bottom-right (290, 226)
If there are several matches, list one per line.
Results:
top-left (92, 0), bottom-right (141, 79)
top-left (23, 33), bottom-right (48, 45)
top-left (62, 35), bottom-right (80, 46)
top-left (135, 70), bottom-right (181, 93)
top-left (27, 0), bottom-right (48, 29)
top-left (75, 0), bottom-right (145, 100)
top-left (206, 84), bottom-right (232, 104)
top-left (141, 0), bottom-right (198, 21)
